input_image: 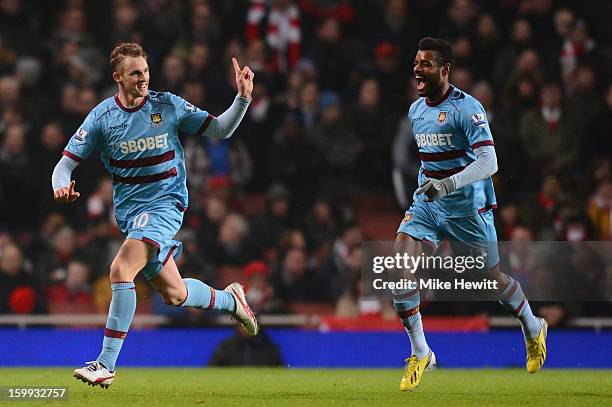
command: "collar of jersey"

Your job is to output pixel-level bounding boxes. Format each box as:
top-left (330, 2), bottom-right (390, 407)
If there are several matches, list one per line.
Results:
top-left (114, 93), bottom-right (148, 113)
top-left (425, 85), bottom-right (454, 107)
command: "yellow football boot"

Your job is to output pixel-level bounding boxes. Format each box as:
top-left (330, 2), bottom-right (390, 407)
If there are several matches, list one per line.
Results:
top-left (525, 318), bottom-right (548, 373)
top-left (400, 350), bottom-right (436, 391)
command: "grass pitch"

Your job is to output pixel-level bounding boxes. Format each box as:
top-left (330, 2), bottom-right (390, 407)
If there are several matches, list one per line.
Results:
top-left (0, 368), bottom-right (610, 406)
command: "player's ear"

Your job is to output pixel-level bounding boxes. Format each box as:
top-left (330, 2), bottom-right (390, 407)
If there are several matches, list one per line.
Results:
top-left (112, 71), bottom-right (121, 84)
top-left (442, 63), bottom-right (451, 77)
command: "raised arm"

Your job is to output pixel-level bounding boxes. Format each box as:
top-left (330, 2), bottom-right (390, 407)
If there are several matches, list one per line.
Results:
top-left (203, 58), bottom-right (254, 140)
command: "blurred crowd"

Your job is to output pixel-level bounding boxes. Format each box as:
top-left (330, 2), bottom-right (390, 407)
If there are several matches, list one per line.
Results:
top-left (0, 0), bottom-right (610, 321)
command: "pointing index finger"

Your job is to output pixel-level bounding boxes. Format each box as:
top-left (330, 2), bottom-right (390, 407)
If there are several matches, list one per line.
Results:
top-left (232, 58), bottom-right (241, 75)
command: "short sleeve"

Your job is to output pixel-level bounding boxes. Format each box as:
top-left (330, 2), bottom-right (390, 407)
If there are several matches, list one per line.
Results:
top-left (460, 98), bottom-right (495, 150)
top-left (168, 93), bottom-right (211, 135)
top-left (63, 110), bottom-right (101, 162)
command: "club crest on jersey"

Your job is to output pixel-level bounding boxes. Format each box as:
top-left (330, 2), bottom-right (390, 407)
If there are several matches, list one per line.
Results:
top-left (471, 113), bottom-right (487, 127)
top-left (401, 212), bottom-right (413, 224)
top-left (74, 128), bottom-right (88, 143)
top-left (151, 112), bottom-right (164, 127)
top-left (436, 111), bottom-right (447, 125)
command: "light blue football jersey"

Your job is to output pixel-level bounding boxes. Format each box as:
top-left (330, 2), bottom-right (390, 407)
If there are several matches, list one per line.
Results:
top-left (408, 85), bottom-right (497, 217)
top-left (63, 91), bottom-right (211, 221)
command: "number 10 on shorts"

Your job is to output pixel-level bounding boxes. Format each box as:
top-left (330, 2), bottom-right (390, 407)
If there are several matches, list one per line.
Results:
top-left (133, 212), bottom-right (149, 229)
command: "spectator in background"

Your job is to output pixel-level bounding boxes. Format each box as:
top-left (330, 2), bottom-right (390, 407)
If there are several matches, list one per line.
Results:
top-left (452, 36), bottom-right (474, 73)
top-left (195, 195), bottom-right (229, 255)
top-left (110, 0), bottom-right (142, 47)
top-left (184, 131), bottom-right (253, 208)
top-left (272, 247), bottom-right (329, 303)
top-left (45, 259), bottom-right (93, 308)
top-left (391, 111), bottom-right (420, 209)
top-left (442, 0), bottom-right (477, 40)
top-left (27, 213), bottom-right (67, 261)
top-left (268, 112), bottom-right (322, 204)
top-left (81, 178), bottom-right (117, 278)
top-left (251, 183), bottom-right (293, 258)
top-left (323, 223), bottom-right (362, 299)
top-left (0, 75), bottom-right (21, 115)
top-left (159, 52), bottom-right (185, 94)
top-left (246, 0), bottom-right (300, 75)
top-left (35, 122), bottom-right (67, 218)
top-left (0, 244), bottom-right (46, 314)
top-left (0, 34), bottom-right (17, 75)
top-left (348, 77), bottom-right (393, 191)
top-left (471, 81), bottom-right (517, 197)
top-left (587, 179), bottom-right (612, 240)
top-left (560, 19), bottom-right (596, 81)
top-left (173, 229), bottom-right (214, 283)
top-left (243, 260), bottom-right (282, 314)
top-left (372, 41), bottom-right (406, 114)
top-left (204, 135), bottom-right (252, 192)
top-left (451, 66), bottom-right (473, 93)
top-left (500, 225), bottom-right (536, 289)
top-left (304, 17), bottom-right (349, 92)
top-left (304, 198), bottom-right (338, 253)
top-left (36, 226), bottom-right (77, 285)
top-left (188, 1), bottom-right (221, 46)
top-left (241, 80), bottom-right (275, 189)
top-left (586, 84), bottom-right (612, 164)
top-left (57, 83), bottom-right (83, 134)
top-left (213, 213), bottom-right (255, 267)
top-left (497, 203), bottom-right (520, 241)
top-left (0, 0), bottom-right (38, 55)
top-left (181, 81), bottom-right (206, 109)
top-left (494, 19), bottom-right (534, 89)
top-left (278, 228), bottom-right (308, 254)
top-left (521, 175), bottom-right (564, 240)
top-left (209, 325), bottom-right (283, 367)
top-left (0, 123), bottom-right (37, 230)
top-left (519, 82), bottom-right (580, 181)
top-left (307, 91), bottom-right (361, 199)
top-left (334, 245), bottom-right (364, 317)
top-left (293, 80), bottom-right (319, 128)
top-left (186, 42), bottom-right (213, 82)
top-left (473, 14), bottom-right (500, 83)
top-left (567, 65), bottom-right (603, 129)
top-left (373, 0), bottom-right (419, 48)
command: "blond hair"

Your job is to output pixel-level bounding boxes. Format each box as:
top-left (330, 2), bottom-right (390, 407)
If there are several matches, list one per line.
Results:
top-left (109, 43), bottom-right (147, 72)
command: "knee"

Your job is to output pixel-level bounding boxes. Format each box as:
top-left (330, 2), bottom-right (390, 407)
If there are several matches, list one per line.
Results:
top-left (159, 287), bottom-right (186, 306)
top-left (110, 255), bottom-right (136, 283)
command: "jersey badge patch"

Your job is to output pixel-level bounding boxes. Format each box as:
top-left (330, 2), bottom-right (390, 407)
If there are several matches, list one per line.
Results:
top-left (151, 113), bottom-right (164, 127)
top-left (185, 102), bottom-right (197, 113)
top-left (471, 113), bottom-right (487, 127)
top-left (436, 111), bottom-right (447, 125)
top-left (75, 128), bottom-right (88, 143)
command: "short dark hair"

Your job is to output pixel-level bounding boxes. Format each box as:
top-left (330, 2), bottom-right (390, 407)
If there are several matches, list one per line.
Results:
top-left (418, 37), bottom-right (453, 66)
top-left (110, 43), bottom-right (147, 72)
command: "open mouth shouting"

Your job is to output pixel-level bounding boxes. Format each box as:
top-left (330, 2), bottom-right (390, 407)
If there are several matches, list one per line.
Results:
top-left (415, 74), bottom-right (428, 95)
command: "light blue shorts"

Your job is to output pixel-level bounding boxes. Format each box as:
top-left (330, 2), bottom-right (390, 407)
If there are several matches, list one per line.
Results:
top-left (117, 199), bottom-right (185, 280)
top-left (397, 200), bottom-right (500, 268)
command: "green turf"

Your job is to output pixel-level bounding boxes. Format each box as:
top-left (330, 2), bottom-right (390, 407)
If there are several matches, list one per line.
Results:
top-left (0, 368), bottom-right (610, 406)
